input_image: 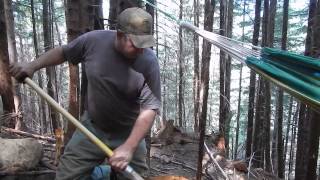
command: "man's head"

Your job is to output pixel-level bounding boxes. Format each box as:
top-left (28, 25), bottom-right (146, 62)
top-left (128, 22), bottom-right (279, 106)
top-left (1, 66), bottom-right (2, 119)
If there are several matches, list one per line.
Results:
top-left (115, 7), bottom-right (155, 58)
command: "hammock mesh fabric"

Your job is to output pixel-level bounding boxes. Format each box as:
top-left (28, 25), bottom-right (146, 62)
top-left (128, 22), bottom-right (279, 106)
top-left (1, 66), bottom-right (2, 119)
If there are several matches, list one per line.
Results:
top-left (246, 48), bottom-right (320, 109)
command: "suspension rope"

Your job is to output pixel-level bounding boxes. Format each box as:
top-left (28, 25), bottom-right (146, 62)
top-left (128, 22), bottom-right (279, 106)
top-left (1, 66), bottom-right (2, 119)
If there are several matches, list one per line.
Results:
top-left (141, 0), bottom-right (320, 110)
top-left (141, 0), bottom-right (261, 64)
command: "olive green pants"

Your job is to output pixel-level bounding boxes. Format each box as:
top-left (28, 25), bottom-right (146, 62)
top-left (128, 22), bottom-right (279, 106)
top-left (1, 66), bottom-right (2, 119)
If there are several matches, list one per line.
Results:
top-left (55, 112), bottom-right (147, 180)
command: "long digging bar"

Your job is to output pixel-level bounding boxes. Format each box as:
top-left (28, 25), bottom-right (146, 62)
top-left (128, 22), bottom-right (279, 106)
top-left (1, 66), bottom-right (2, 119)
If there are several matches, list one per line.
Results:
top-left (24, 77), bottom-right (144, 180)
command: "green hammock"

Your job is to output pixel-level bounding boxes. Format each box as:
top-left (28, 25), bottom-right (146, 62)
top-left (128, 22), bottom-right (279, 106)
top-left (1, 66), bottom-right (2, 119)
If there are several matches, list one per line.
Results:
top-left (246, 48), bottom-right (320, 110)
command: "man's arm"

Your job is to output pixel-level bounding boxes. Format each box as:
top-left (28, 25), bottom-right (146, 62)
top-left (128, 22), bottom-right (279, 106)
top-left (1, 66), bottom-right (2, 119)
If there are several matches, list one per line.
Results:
top-left (10, 47), bottom-right (65, 81)
top-left (109, 109), bottom-right (156, 171)
top-left (30, 47), bottom-right (65, 70)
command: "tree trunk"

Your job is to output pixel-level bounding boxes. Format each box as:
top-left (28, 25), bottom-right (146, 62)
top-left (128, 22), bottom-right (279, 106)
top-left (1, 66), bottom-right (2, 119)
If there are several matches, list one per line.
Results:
top-left (65, 0), bottom-right (88, 143)
top-left (284, 97), bottom-right (293, 163)
top-left (269, 0), bottom-right (278, 175)
top-left (3, 0), bottom-right (21, 130)
top-left (145, 1), bottom-right (155, 173)
top-left (193, 0), bottom-right (200, 132)
top-left (224, 0), bottom-right (234, 157)
top-left (43, 0), bottom-right (60, 131)
top-left (295, 104), bottom-right (311, 180)
top-left (17, 35), bottom-right (29, 130)
top-left (219, 0), bottom-right (228, 156)
top-left (288, 103), bottom-right (299, 178)
top-left (234, 0), bottom-right (246, 159)
top-left (234, 63), bottom-right (242, 159)
top-left (30, 0), bottom-right (48, 134)
top-left (252, 77), bottom-right (265, 168)
top-left (253, 0), bottom-right (271, 171)
top-left (3, 0), bottom-right (17, 64)
top-left (178, 0), bottom-right (185, 128)
top-left (304, 0), bottom-right (317, 57)
top-left (64, 0), bottom-right (103, 143)
top-left (0, 0), bottom-right (15, 128)
top-left (295, 0), bottom-right (318, 179)
top-left (312, 0), bottom-right (320, 57)
top-left (155, 0), bottom-right (159, 58)
top-left (306, 111), bottom-right (320, 180)
top-left (146, 0), bottom-right (155, 30)
top-left (245, 0), bottom-right (261, 160)
top-left (276, 0), bottom-right (289, 178)
top-left (306, 1), bottom-right (320, 178)
top-left (267, 0), bottom-right (277, 47)
top-left (108, 0), bottom-right (141, 30)
top-left (196, 0), bottom-right (215, 179)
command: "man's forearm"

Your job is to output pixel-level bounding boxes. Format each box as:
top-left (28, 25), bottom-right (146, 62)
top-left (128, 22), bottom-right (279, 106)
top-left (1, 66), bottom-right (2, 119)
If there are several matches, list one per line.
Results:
top-left (31, 47), bottom-right (65, 71)
top-left (124, 109), bottom-right (156, 150)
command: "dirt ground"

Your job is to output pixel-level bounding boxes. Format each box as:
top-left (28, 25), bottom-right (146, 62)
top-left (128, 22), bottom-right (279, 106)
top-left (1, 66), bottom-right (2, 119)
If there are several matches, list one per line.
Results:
top-left (0, 125), bottom-right (278, 180)
top-left (149, 142), bottom-right (199, 179)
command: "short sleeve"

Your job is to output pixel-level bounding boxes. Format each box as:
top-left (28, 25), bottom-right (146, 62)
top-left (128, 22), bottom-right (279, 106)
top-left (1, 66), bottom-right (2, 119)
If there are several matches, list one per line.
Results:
top-left (139, 57), bottom-right (161, 112)
top-left (62, 33), bottom-right (88, 64)
top-left (139, 82), bottom-right (161, 114)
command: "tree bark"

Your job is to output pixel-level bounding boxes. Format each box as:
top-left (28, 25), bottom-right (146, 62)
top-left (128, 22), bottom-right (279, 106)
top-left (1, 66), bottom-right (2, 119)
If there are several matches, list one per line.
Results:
top-left (145, 1), bottom-right (155, 173)
top-left (108, 0), bottom-right (141, 30)
top-left (284, 97), bottom-right (293, 163)
top-left (64, 0), bottom-right (102, 143)
top-left (252, 77), bottom-right (265, 168)
top-left (288, 103), bottom-right (299, 178)
top-left (269, 0), bottom-right (278, 175)
top-left (276, 0), bottom-right (289, 178)
top-left (178, 0), bottom-right (185, 128)
top-left (234, 0), bottom-right (246, 159)
top-left (219, 0), bottom-right (228, 156)
top-left (3, 0), bottom-right (21, 130)
top-left (196, 0), bottom-right (215, 179)
top-left (306, 1), bottom-right (320, 178)
top-left (234, 63), bottom-right (242, 159)
top-left (306, 111), bottom-right (320, 180)
top-left (30, 0), bottom-right (48, 134)
top-left (193, 0), bottom-right (200, 132)
top-left (312, 0), bottom-right (320, 57)
top-left (295, 0), bottom-right (318, 179)
top-left (295, 104), bottom-right (311, 180)
top-left (253, 0), bottom-right (271, 171)
top-left (224, 0), bottom-right (234, 157)
top-left (245, 0), bottom-right (261, 160)
top-left (43, 0), bottom-right (60, 131)
top-left (0, 0), bottom-right (15, 128)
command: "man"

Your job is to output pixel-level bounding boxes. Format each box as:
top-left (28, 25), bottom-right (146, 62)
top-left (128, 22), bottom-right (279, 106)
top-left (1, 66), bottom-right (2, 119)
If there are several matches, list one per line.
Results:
top-left (10, 7), bottom-right (161, 180)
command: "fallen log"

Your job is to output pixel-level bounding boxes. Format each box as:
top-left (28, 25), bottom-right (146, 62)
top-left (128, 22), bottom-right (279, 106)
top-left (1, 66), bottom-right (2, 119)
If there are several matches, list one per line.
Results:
top-left (1, 127), bottom-right (55, 142)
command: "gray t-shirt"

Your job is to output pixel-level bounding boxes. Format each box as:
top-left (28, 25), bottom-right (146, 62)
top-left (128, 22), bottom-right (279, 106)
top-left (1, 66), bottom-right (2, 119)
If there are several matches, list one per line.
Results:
top-left (62, 30), bottom-right (161, 132)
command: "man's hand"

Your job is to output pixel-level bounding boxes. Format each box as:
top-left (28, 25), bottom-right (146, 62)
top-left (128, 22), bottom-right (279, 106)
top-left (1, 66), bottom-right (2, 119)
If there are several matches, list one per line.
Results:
top-left (9, 62), bottom-right (35, 82)
top-left (108, 109), bottom-right (156, 172)
top-left (108, 143), bottom-right (135, 172)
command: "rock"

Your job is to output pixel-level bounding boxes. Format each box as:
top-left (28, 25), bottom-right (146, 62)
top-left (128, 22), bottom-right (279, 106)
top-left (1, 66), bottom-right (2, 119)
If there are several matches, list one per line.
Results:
top-left (0, 138), bottom-right (43, 173)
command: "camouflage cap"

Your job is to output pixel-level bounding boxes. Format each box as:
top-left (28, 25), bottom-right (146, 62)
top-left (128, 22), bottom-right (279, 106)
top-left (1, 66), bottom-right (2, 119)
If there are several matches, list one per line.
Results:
top-left (117, 7), bottom-right (155, 48)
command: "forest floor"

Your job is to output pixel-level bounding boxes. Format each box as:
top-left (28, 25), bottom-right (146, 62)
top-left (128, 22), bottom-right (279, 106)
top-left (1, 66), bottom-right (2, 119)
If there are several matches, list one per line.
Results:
top-left (0, 124), bottom-right (278, 180)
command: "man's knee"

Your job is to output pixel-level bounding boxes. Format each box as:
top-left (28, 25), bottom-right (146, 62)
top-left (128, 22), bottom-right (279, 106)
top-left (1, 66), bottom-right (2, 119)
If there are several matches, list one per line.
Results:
top-left (55, 130), bottom-right (104, 180)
